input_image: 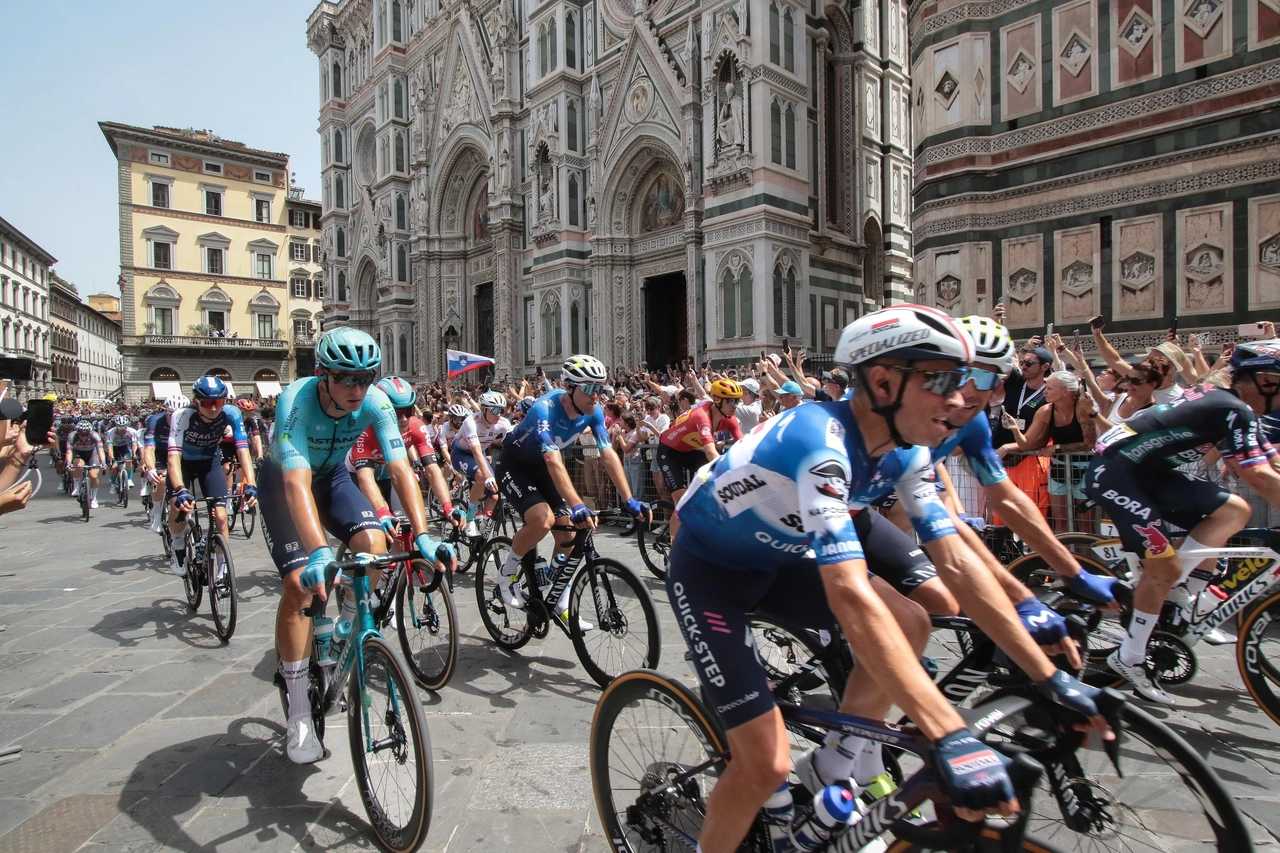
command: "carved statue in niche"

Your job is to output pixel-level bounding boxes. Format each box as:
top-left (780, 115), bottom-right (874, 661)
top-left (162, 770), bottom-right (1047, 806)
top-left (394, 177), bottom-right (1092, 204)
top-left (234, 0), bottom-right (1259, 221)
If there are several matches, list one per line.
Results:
top-left (498, 147), bottom-right (511, 191)
top-left (718, 78), bottom-right (741, 151)
top-left (538, 160), bottom-right (556, 219)
top-left (491, 46), bottom-right (506, 99)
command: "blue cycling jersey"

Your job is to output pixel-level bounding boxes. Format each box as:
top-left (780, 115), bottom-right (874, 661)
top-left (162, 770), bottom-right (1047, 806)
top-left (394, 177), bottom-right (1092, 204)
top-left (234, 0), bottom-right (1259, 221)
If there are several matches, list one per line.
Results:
top-left (674, 401), bottom-right (956, 573)
top-left (169, 405), bottom-right (247, 464)
top-left (931, 414), bottom-right (1008, 488)
top-left (270, 376), bottom-right (405, 474)
top-left (502, 389), bottom-right (611, 466)
top-left (144, 411), bottom-right (170, 455)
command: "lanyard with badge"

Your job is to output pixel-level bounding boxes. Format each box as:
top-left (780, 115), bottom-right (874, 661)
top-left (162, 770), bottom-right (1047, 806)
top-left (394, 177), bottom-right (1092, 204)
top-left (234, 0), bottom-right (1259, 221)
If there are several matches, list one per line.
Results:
top-left (1012, 383), bottom-right (1045, 432)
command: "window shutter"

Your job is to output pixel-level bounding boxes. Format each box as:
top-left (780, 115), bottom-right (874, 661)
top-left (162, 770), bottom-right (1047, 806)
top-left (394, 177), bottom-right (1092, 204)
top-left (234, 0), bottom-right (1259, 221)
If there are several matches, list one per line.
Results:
top-left (305, 244), bottom-right (312, 262)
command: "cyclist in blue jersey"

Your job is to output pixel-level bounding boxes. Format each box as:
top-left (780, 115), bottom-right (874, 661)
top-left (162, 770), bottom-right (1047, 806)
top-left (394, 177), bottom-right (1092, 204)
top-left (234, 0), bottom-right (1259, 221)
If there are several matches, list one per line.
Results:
top-left (141, 395), bottom-right (186, 534)
top-left (492, 354), bottom-right (649, 625)
top-left (258, 327), bottom-right (454, 765)
top-left (167, 377), bottom-right (258, 575)
top-left (669, 307), bottom-right (1112, 853)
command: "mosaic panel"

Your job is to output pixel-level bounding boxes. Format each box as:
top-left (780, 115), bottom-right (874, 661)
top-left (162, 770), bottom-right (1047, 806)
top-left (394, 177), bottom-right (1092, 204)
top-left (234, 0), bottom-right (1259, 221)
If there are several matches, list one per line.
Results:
top-left (1250, 0), bottom-right (1280, 47)
top-left (1248, 192), bottom-right (1280, 309)
top-left (915, 243), bottom-right (992, 317)
top-left (933, 41), bottom-right (963, 127)
top-left (1176, 203), bottom-right (1233, 316)
top-left (1054, 224), bottom-right (1100, 323)
top-left (1002, 234), bottom-right (1044, 327)
top-left (1111, 214), bottom-right (1164, 321)
top-left (1001, 17), bottom-right (1041, 121)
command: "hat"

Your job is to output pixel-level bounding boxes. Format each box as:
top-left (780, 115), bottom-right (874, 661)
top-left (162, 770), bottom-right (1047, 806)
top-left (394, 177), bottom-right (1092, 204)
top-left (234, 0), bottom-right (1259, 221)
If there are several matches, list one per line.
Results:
top-left (0, 398), bottom-right (24, 420)
top-left (822, 368), bottom-right (850, 388)
top-left (765, 353), bottom-right (782, 367)
top-left (740, 378), bottom-right (761, 395)
top-left (779, 380), bottom-right (803, 396)
top-left (1146, 342), bottom-right (1193, 374)
top-left (1029, 347), bottom-right (1054, 365)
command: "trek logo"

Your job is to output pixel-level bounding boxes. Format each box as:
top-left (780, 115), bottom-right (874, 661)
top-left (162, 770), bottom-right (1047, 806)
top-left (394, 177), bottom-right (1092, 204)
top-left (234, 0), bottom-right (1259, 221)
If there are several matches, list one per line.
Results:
top-left (1118, 428), bottom-right (1197, 461)
top-left (717, 474), bottom-right (768, 503)
top-left (1133, 521), bottom-right (1173, 558)
top-left (1102, 489), bottom-right (1151, 519)
top-left (809, 460), bottom-right (850, 500)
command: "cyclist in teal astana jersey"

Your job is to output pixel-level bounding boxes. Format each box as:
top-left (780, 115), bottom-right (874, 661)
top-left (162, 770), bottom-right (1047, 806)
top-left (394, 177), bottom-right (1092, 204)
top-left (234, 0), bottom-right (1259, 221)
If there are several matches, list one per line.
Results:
top-left (668, 306), bottom-right (1112, 853)
top-left (1084, 339), bottom-right (1280, 704)
top-left (258, 327), bottom-right (455, 765)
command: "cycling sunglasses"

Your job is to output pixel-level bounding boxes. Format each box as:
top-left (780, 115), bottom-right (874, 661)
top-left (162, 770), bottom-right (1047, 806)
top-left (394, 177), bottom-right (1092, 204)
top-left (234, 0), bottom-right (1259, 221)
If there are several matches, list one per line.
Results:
top-left (962, 370), bottom-right (1002, 392)
top-left (197, 398), bottom-right (226, 409)
top-left (886, 365), bottom-right (971, 397)
top-left (575, 383), bottom-right (606, 396)
top-left (485, 406), bottom-right (505, 415)
top-left (394, 407), bottom-right (415, 417)
top-left (326, 370), bottom-right (378, 388)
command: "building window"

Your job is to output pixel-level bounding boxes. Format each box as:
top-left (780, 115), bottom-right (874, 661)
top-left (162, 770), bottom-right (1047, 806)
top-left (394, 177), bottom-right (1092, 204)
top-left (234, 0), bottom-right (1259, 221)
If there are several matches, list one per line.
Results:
top-left (567, 102), bottom-right (578, 152)
top-left (785, 104), bottom-right (796, 169)
top-left (205, 190), bottom-right (223, 216)
top-left (770, 2), bottom-right (780, 64)
top-left (255, 198), bottom-right (272, 223)
top-left (316, 277), bottom-right (326, 299)
top-left (568, 174), bottom-right (579, 226)
top-left (150, 152), bottom-right (169, 165)
top-left (336, 228), bottom-right (346, 256)
top-left (337, 271), bottom-right (347, 301)
top-left (396, 195), bottom-right (407, 230)
top-left (394, 79), bottom-right (405, 119)
top-left (396, 245), bottom-right (408, 282)
top-left (723, 269), bottom-right (737, 339)
top-left (773, 263), bottom-right (796, 337)
top-left (254, 171), bottom-right (271, 183)
top-left (255, 252), bottom-right (274, 279)
top-left (204, 161), bottom-right (223, 174)
top-left (153, 307), bottom-right (173, 335)
top-left (206, 247), bottom-right (224, 275)
top-left (153, 242), bottom-right (172, 269)
top-left (293, 277), bottom-right (309, 298)
top-left (151, 182), bottom-right (169, 208)
top-left (771, 100), bottom-right (782, 163)
top-left (395, 132), bottom-right (405, 172)
top-left (256, 313), bottom-right (276, 339)
top-left (291, 210), bottom-right (307, 227)
top-left (566, 12), bottom-right (577, 69)
top-left (332, 60), bottom-right (343, 98)
top-left (334, 129), bottom-right (344, 162)
top-left (391, 0), bottom-right (403, 40)
top-left (541, 298), bottom-right (562, 357)
top-left (206, 309), bottom-right (227, 332)
top-left (783, 9), bottom-right (795, 71)
top-left (291, 242), bottom-right (308, 261)
top-left (335, 175), bottom-right (345, 208)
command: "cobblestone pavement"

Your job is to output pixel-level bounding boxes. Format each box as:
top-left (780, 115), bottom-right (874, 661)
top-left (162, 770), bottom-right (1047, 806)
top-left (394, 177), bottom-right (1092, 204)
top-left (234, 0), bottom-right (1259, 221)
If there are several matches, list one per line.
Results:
top-left (0, 467), bottom-right (1278, 852)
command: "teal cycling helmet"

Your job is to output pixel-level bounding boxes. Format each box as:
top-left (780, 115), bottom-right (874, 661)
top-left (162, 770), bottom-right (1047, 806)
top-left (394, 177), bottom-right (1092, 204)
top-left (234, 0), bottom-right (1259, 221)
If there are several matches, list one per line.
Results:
top-left (317, 327), bottom-right (381, 371)
top-left (377, 376), bottom-right (417, 408)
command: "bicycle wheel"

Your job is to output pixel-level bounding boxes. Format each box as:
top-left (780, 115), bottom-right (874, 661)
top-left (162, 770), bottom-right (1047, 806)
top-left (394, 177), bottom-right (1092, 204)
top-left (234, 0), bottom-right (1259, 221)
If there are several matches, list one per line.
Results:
top-left (885, 830), bottom-right (1072, 852)
top-left (747, 616), bottom-right (847, 711)
top-left (446, 523), bottom-right (476, 574)
top-left (977, 694), bottom-right (1251, 852)
top-left (1237, 588), bottom-right (1280, 729)
top-left (570, 559), bottom-right (661, 688)
top-left (182, 526), bottom-right (203, 611)
top-left (591, 669), bottom-right (763, 853)
top-left (81, 480), bottom-right (90, 522)
top-left (118, 473), bottom-right (129, 508)
top-left (241, 505), bottom-right (256, 540)
top-left (395, 562), bottom-right (459, 691)
top-left (474, 536), bottom-right (535, 649)
top-left (227, 497), bottom-right (239, 532)
top-left (348, 634), bottom-right (433, 853)
top-left (636, 500), bottom-right (674, 580)
top-left (207, 534), bottom-right (238, 642)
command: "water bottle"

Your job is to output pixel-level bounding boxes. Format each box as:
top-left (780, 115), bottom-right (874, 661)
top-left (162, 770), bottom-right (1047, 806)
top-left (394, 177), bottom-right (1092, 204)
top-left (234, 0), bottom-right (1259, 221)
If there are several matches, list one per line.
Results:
top-left (313, 616), bottom-right (336, 666)
top-left (550, 554), bottom-right (573, 613)
top-left (791, 785), bottom-right (854, 852)
top-left (531, 556), bottom-right (551, 589)
top-left (762, 783), bottom-right (795, 853)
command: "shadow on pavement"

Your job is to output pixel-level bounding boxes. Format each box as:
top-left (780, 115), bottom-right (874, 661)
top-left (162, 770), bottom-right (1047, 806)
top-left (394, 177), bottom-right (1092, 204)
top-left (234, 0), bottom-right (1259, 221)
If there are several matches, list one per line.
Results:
top-left (89, 599), bottom-right (231, 650)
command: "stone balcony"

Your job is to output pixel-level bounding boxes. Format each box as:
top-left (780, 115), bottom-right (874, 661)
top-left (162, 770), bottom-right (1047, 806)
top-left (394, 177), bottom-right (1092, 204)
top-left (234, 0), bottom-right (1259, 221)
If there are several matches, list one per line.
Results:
top-left (133, 334), bottom-right (289, 351)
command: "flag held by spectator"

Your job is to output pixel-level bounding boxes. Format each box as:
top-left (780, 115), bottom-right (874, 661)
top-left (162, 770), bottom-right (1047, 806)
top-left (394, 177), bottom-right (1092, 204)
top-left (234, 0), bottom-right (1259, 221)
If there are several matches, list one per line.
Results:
top-left (447, 349), bottom-right (494, 379)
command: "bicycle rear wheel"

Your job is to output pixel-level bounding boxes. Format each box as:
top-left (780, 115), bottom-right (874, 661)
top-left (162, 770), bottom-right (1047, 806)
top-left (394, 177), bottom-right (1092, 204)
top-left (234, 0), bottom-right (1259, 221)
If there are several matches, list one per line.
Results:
top-left (207, 534), bottom-right (238, 642)
top-left (569, 558), bottom-right (661, 688)
top-left (349, 634), bottom-right (433, 853)
top-left (241, 505), bottom-right (256, 539)
top-left (636, 500), bottom-right (674, 580)
top-left (474, 536), bottom-right (536, 650)
top-left (81, 480), bottom-right (90, 522)
top-left (395, 563), bottom-right (459, 691)
top-left (118, 472), bottom-right (129, 508)
top-left (1237, 588), bottom-right (1280, 730)
top-left (182, 528), bottom-right (202, 611)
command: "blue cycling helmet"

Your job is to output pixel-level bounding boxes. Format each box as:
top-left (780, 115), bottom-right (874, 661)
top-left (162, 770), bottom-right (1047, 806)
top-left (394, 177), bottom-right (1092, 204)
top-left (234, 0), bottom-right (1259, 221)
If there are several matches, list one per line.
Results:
top-left (192, 375), bottom-right (229, 400)
top-left (317, 327), bottom-right (381, 371)
top-left (377, 376), bottom-right (417, 408)
top-left (518, 396), bottom-right (536, 415)
top-left (1230, 340), bottom-right (1280, 375)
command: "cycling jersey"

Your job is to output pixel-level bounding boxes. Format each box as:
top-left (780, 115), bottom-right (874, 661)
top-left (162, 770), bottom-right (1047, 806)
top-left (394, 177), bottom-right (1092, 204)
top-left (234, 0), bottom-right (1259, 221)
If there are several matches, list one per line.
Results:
top-left (66, 431), bottom-right (104, 456)
top-left (169, 405), bottom-right (248, 464)
top-left (143, 412), bottom-right (171, 463)
top-left (346, 416), bottom-right (435, 481)
top-left (270, 376), bottom-right (405, 474)
top-left (501, 389), bottom-right (610, 466)
top-left (932, 413), bottom-right (1007, 487)
top-left (449, 413), bottom-right (512, 459)
top-left (105, 426), bottom-right (141, 448)
top-left (1095, 384), bottom-right (1276, 470)
top-left (659, 401), bottom-right (742, 451)
top-left (55, 424), bottom-right (75, 450)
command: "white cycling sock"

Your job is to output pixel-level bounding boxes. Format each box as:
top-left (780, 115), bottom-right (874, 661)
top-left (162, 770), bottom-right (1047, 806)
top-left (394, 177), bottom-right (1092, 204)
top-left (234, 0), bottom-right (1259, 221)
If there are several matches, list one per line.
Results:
top-left (852, 739), bottom-right (886, 786)
top-left (281, 658), bottom-right (311, 721)
top-left (170, 531), bottom-right (184, 548)
top-left (501, 549), bottom-right (523, 577)
top-left (339, 593), bottom-right (357, 627)
top-left (1120, 608), bottom-right (1160, 666)
top-left (814, 731), bottom-right (859, 785)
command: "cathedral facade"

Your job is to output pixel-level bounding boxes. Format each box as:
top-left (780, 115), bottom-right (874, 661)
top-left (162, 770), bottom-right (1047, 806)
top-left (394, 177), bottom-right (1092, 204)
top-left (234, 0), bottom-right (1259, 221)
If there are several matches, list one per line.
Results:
top-left (306, 0), bottom-right (905, 379)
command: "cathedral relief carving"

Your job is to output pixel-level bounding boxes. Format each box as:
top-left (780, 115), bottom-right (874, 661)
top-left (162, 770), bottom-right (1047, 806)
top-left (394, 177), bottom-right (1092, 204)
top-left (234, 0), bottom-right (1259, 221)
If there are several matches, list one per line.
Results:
top-left (1184, 0), bottom-right (1224, 38)
top-left (1006, 50), bottom-right (1036, 93)
top-left (1178, 204), bottom-right (1232, 314)
top-left (934, 69), bottom-right (960, 108)
top-left (707, 50), bottom-right (752, 191)
top-left (1249, 194), bottom-right (1280, 308)
top-left (1118, 7), bottom-right (1155, 56)
top-left (1059, 29), bottom-right (1092, 76)
top-left (1002, 234), bottom-right (1044, 328)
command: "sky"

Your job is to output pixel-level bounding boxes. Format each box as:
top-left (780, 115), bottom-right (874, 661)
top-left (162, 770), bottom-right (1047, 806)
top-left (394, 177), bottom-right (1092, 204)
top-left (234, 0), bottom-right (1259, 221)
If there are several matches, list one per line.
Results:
top-left (0, 1), bottom-right (323, 299)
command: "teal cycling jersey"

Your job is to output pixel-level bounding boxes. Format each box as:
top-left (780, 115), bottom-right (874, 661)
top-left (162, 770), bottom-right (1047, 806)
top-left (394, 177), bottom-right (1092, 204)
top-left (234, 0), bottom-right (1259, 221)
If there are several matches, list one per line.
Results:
top-left (270, 376), bottom-right (406, 474)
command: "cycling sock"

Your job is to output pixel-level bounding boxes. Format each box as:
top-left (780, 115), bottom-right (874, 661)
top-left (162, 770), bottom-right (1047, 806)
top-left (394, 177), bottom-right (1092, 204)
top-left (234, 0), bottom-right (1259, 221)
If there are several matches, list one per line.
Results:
top-left (1177, 537), bottom-right (1211, 584)
top-left (467, 502), bottom-right (479, 522)
top-left (339, 594), bottom-right (357, 629)
top-left (170, 531), bottom-right (184, 548)
top-left (501, 549), bottom-right (523, 577)
top-left (1120, 608), bottom-right (1160, 666)
top-left (814, 731), bottom-right (859, 785)
top-left (281, 658), bottom-right (311, 721)
top-left (851, 739), bottom-right (886, 787)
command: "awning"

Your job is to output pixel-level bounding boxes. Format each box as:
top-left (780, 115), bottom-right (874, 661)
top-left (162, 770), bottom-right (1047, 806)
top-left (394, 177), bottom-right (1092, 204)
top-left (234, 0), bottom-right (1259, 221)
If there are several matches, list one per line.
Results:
top-left (151, 381), bottom-right (182, 400)
top-left (222, 382), bottom-right (236, 399)
top-left (256, 381), bottom-right (283, 398)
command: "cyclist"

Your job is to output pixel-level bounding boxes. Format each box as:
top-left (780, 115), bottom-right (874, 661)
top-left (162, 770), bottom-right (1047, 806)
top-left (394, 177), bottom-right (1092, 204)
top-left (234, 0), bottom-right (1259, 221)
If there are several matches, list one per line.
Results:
top-left (53, 415), bottom-right (76, 490)
top-left (234, 398), bottom-right (267, 462)
top-left (667, 307), bottom-right (1110, 853)
top-left (65, 420), bottom-right (105, 508)
top-left (654, 377), bottom-right (743, 543)
top-left (434, 403), bottom-right (468, 485)
top-left (492, 354), bottom-right (649, 625)
top-left (141, 395), bottom-right (187, 534)
top-left (448, 390), bottom-right (512, 536)
top-left (166, 378), bottom-right (258, 575)
top-left (104, 415), bottom-right (140, 494)
top-left (257, 328), bottom-right (453, 765)
top-left (1087, 340), bottom-right (1280, 703)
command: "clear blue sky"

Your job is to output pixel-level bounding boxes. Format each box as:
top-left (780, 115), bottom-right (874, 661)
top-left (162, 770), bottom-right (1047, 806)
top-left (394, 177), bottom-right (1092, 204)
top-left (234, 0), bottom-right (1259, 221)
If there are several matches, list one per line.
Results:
top-left (0, 1), bottom-right (322, 299)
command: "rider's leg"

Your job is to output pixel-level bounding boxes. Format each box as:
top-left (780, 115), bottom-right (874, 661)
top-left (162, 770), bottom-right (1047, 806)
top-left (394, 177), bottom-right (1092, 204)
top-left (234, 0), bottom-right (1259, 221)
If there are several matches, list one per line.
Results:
top-left (701, 709), bottom-right (791, 853)
top-left (508, 502), bottom-right (554, 566)
top-left (336, 528), bottom-right (389, 629)
top-left (667, 488), bottom-right (686, 540)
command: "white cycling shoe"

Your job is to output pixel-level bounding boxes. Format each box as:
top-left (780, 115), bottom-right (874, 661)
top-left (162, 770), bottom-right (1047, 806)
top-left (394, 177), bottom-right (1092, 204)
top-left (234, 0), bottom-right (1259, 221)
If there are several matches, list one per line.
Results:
top-left (170, 550), bottom-right (187, 577)
top-left (286, 717), bottom-right (324, 764)
top-left (1108, 651), bottom-right (1175, 704)
top-left (499, 576), bottom-right (526, 609)
top-left (555, 609), bottom-right (594, 633)
top-left (150, 512), bottom-right (164, 534)
top-left (793, 747), bottom-right (855, 796)
top-left (90, 498), bottom-right (99, 509)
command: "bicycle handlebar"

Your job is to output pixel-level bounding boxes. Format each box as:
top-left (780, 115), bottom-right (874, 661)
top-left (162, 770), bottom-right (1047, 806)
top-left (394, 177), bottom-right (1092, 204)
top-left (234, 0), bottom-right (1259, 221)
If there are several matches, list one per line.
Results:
top-left (301, 552), bottom-right (414, 618)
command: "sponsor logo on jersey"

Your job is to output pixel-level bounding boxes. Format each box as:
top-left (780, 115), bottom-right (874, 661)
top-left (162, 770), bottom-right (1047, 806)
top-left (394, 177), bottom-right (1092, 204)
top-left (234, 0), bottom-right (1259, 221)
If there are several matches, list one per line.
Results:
top-left (819, 539), bottom-right (860, 557)
top-left (717, 473), bottom-right (769, 503)
top-left (1133, 521), bottom-right (1173, 558)
top-left (388, 437), bottom-right (404, 450)
top-left (755, 530), bottom-right (812, 554)
top-left (809, 459), bottom-right (850, 500)
top-left (1117, 428), bottom-right (1197, 462)
top-left (825, 418), bottom-right (846, 450)
top-left (1101, 489), bottom-right (1151, 519)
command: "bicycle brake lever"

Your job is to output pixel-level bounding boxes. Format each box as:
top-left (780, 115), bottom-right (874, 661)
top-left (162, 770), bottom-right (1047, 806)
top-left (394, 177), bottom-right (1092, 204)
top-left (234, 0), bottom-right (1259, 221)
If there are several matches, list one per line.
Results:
top-left (302, 594), bottom-right (324, 618)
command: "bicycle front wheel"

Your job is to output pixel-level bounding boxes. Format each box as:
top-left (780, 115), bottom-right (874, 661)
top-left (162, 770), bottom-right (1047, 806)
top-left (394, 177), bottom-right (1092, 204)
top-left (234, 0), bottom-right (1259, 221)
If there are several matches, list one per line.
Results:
top-left (119, 474), bottom-right (129, 508)
top-left (396, 563), bottom-right (459, 691)
top-left (82, 482), bottom-right (90, 522)
top-left (636, 500), bottom-right (674, 580)
top-left (182, 532), bottom-right (203, 612)
top-left (474, 536), bottom-right (535, 650)
top-left (1237, 588), bottom-right (1280, 730)
top-left (241, 505), bottom-right (256, 539)
top-left (569, 558), bottom-right (661, 688)
top-left (207, 534), bottom-right (238, 642)
top-left (349, 634), bottom-right (433, 853)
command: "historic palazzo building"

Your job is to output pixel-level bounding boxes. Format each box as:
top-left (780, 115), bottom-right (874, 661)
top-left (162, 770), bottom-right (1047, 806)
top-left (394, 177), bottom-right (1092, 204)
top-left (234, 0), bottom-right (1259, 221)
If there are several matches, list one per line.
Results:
top-left (307, 0), bottom-right (906, 378)
top-left (910, 0), bottom-right (1280, 351)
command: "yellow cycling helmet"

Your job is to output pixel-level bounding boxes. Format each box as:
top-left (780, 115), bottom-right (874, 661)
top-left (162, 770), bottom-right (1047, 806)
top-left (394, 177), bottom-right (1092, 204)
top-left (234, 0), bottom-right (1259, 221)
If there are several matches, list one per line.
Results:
top-left (709, 378), bottom-right (743, 400)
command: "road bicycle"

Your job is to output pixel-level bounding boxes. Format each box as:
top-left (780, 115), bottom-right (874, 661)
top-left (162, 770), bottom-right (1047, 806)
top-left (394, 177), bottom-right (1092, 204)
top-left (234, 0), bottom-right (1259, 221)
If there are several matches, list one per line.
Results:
top-left (1018, 526), bottom-right (1280, 728)
top-left (336, 522), bottom-right (459, 692)
top-left (474, 519), bottom-right (660, 687)
top-left (177, 496), bottom-right (238, 642)
top-left (71, 468), bottom-right (94, 522)
top-left (274, 551), bottom-right (433, 853)
top-left (110, 462), bottom-right (130, 509)
top-left (224, 463), bottom-right (257, 540)
top-left (747, 606), bottom-right (1251, 853)
top-left (635, 499), bottom-right (675, 580)
top-left (448, 485), bottom-right (519, 575)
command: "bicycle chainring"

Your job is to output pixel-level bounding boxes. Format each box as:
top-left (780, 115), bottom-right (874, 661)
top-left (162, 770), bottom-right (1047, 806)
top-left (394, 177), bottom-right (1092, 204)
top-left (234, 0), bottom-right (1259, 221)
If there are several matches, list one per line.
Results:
top-left (528, 599), bottom-right (550, 639)
top-left (1147, 631), bottom-right (1197, 685)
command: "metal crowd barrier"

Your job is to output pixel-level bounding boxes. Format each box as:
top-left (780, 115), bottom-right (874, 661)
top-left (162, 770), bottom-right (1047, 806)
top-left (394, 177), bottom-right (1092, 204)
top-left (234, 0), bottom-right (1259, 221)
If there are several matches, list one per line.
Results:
top-left (556, 441), bottom-right (670, 514)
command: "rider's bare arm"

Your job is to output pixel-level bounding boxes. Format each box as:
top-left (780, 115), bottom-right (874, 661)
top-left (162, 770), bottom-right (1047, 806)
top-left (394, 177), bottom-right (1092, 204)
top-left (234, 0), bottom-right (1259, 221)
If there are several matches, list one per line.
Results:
top-left (1231, 458), bottom-right (1280, 508)
top-left (543, 448), bottom-right (586, 507)
top-left (984, 478), bottom-right (1086, 578)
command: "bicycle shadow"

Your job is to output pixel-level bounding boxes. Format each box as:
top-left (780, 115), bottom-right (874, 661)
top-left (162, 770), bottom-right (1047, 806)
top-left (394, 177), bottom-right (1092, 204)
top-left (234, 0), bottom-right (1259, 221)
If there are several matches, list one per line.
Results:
top-left (88, 599), bottom-right (230, 650)
top-left (91, 555), bottom-right (170, 576)
top-left (440, 629), bottom-right (604, 709)
top-left (107, 716), bottom-right (371, 852)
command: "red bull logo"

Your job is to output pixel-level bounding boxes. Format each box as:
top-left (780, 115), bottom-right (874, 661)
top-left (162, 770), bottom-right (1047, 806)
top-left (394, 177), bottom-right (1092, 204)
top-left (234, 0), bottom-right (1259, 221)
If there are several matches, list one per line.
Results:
top-left (1133, 521), bottom-right (1173, 558)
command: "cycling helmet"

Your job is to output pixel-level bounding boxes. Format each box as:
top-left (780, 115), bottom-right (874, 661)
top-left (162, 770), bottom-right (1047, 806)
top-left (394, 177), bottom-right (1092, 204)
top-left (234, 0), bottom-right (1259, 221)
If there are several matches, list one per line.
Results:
top-left (235, 399), bottom-right (257, 413)
top-left (708, 378), bottom-right (744, 400)
top-left (75, 420), bottom-right (92, 433)
top-left (316, 326), bottom-right (381, 372)
top-left (1230, 340), bottom-right (1280, 374)
top-left (447, 403), bottom-right (469, 419)
top-left (60, 415), bottom-right (74, 424)
top-left (561, 354), bottom-right (608, 384)
top-left (377, 376), bottom-right (418, 408)
top-left (479, 390), bottom-right (506, 409)
top-left (192, 376), bottom-right (229, 400)
top-left (164, 394), bottom-right (190, 413)
top-left (959, 315), bottom-right (1016, 376)
top-left (114, 415), bottom-right (130, 427)
top-left (518, 396), bottom-right (536, 415)
top-left (835, 306), bottom-right (975, 368)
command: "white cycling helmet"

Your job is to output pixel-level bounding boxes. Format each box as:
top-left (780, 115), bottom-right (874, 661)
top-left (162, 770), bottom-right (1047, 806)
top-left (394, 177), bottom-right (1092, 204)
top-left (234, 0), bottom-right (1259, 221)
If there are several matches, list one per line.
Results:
top-left (446, 403), bottom-right (469, 419)
top-left (561, 354), bottom-right (608, 384)
top-left (959, 315), bottom-right (1016, 376)
top-left (164, 394), bottom-right (190, 413)
top-left (479, 391), bottom-right (506, 409)
top-left (835, 305), bottom-right (975, 368)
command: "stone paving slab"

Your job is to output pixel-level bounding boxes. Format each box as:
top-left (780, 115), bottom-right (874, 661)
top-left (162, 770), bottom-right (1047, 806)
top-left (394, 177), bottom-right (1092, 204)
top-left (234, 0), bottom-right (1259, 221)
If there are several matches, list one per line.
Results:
top-left (0, 464), bottom-right (1277, 852)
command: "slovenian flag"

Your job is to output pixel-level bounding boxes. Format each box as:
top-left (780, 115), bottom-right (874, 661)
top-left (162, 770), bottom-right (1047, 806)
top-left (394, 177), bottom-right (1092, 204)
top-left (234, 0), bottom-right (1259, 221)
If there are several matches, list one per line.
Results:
top-left (447, 349), bottom-right (495, 379)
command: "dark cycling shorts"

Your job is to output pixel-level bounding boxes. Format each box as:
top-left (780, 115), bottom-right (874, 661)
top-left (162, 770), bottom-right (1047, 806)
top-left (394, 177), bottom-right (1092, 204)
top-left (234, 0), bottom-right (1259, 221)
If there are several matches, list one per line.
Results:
top-left (853, 509), bottom-right (939, 595)
top-left (258, 462), bottom-right (384, 576)
top-left (219, 442), bottom-right (238, 464)
top-left (71, 448), bottom-right (101, 467)
top-left (655, 444), bottom-right (707, 494)
top-left (452, 447), bottom-right (483, 481)
top-left (666, 533), bottom-right (839, 730)
top-left (112, 446), bottom-right (134, 461)
top-left (1083, 456), bottom-right (1231, 559)
top-left (179, 458), bottom-right (230, 506)
top-left (494, 450), bottom-right (570, 518)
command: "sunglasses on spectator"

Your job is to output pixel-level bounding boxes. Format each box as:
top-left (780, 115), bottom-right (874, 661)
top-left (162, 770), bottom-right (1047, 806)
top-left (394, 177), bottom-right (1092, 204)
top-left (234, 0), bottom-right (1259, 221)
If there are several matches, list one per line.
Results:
top-left (197, 399), bottom-right (226, 409)
top-left (326, 370), bottom-right (378, 388)
top-left (886, 365), bottom-right (971, 397)
top-left (1019, 359), bottom-right (1044, 369)
top-left (1122, 375), bottom-right (1148, 386)
top-left (962, 370), bottom-right (1002, 391)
